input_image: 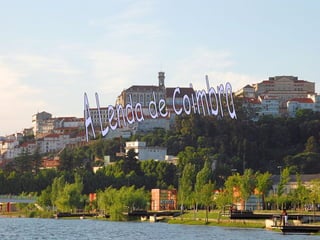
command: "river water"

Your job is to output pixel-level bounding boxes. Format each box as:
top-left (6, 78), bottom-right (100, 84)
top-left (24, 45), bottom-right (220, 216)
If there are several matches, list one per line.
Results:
top-left (0, 218), bottom-right (319, 240)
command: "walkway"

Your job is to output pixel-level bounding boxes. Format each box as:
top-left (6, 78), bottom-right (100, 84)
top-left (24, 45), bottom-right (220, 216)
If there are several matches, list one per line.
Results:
top-left (0, 195), bottom-right (36, 203)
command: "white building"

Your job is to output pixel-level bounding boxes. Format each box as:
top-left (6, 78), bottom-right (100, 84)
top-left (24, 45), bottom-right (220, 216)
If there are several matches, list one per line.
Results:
top-left (37, 133), bottom-right (69, 153)
top-left (20, 141), bottom-right (38, 154)
top-left (0, 138), bottom-right (20, 160)
top-left (125, 141), bottom-right (167, 161)
top-left (257, 96), bottom-right (280, 117)
top-left (287, 98), bottom-right (314, 117)
top-left (37, 133), bottom-right (86, 153)
top-left (54, 117), bottom-right (84, 129)
top-left (235, 84), bottom-right (255, 98)
top-left (32, 111), bottom-right (52, 136)
top-left (308, 94), bottom-right (320, 112)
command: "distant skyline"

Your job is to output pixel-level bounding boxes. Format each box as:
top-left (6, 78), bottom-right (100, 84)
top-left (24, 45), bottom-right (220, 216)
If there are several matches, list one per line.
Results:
top-left (1, 0), bottom-right (320, 135)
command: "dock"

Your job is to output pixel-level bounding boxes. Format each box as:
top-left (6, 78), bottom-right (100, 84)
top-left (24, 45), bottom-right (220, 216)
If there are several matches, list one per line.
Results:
top-left (280, 225), bottom-right (320, 235)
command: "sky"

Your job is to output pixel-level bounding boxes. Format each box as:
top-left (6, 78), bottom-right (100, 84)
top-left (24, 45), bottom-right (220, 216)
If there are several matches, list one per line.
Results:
top-left (1, 0), bottom-right (320, 135)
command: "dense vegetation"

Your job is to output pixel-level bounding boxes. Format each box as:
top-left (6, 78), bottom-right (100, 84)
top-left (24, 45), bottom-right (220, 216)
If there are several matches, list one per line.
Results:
top-left (1, 108), bottom-right (320, 216)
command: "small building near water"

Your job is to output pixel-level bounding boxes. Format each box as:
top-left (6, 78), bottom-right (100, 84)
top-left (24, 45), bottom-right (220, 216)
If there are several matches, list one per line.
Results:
top-left (151, 189), bottom-right (177, 211)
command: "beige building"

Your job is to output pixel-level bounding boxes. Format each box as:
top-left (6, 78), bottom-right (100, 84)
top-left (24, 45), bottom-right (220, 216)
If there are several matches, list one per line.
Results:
top-left (235, 84), bottom-right (255, 98)
top-left (253, 76), bottom-right (315, 112)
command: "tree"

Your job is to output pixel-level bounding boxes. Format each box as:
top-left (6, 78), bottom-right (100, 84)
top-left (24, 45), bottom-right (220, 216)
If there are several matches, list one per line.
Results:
top-left (255, 171), bottom-right (272, 210)
top-left (309, 179), bottom-right (320, 210)
top-left (222, 170), bottom-right (257, 210)
top-left (178, 163), bottom-right (196, 217)
top-left (14, 150), bottom-right (32, 173)
top-left (58, 149), bottom-right (73, 171)
top-left (38, 186), bottom-right (52, 208)
top-left (224, 173), bottom-right (242, 207)
top-left (122, 149), bottom-right (140, 175)
top-left (97, 186), bottom-right (148, 221)
top-left (31, 148), bottom-right (42, 174)
top-left (97, 187), bottom-right (117, 215)
top-left (55, 174), bottom-right (84, 212)
top-left (201, 181), bottom-right (215, 223)
top-left (194, 161), bottom-right (211, 218)
top-left (304, 136), bottom-right (319, 153)
top-left (239, 169), bottom-right (256, 210)
top-left (277, 167), bottom-right (290, 209)
top-left (290, 174), bottom-right (309, 210)
top-left (51, 176), bottom-right (65, 209)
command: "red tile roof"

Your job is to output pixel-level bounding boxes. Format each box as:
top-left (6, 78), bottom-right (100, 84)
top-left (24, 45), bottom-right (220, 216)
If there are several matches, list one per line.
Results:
top-left (289, 98), bottom-right (314, 103)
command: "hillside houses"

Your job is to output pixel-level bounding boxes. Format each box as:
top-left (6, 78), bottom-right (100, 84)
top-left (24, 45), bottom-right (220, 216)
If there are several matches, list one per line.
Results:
top-left (1, 73), bottom-right (320, 166)
top-left (0, 113), bottom-right (86, 163)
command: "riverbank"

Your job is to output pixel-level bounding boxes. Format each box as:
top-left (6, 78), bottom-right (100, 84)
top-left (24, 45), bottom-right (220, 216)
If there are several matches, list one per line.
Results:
top-left (168, 218), bottom-right (266, 228)
top-left (167, 210), bottom-right (266, 228)
top-left (2, 208), bottom-right (319, 232)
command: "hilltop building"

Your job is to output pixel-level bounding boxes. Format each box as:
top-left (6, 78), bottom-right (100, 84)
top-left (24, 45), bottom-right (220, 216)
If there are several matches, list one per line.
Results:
top-left (116, 71), bottom-right (166, 107)
top-left (253, 76), bottom-right (315, 110)
top-left (32, 111), bottom-right (52, 136)
top-left (236, 75), bottom-right (317, 118)
top-left (89, 72), bottom-right (194, 138)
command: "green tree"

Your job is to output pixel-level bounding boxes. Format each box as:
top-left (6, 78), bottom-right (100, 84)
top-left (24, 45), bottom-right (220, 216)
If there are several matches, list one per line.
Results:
top-left (58, 149), bottom-right (73, 171)
top-left (55, 174), bottom-right (84, 212)
top-left (277, 167), bottom-right (290, 209)
top-left (240, 169), bottom-right (256, 209)
top-left (97, 187), bottom-right (117, 215)
top-left (201, 181), bottom-right (215, 223)
top-left (255, 171), bottom-right (272, 210)
top-left (194, 161), bottom-right (211, 218)
top-left (290, 174), bottom-right (309, 210)
top-left (14, 150), bottom-right (32, 173)
top-left (178, 163), bottom-right (196, 217)
top-left (224, 173), bottom-right (241, 207)
top-left (122, 149), bottom-right (140, 175)
top-left (97, 186), bottom-right (148, 221)
top-left (51, 176), bottom-right (66, 210)
top-left (38, 186), bottom-right (53, 209)
top-left (31, 148), bottom-right (42, 174)
top-left (304, 136), bottom-right (319, 153)
top-left (309, 179), bottom-right (320, 209)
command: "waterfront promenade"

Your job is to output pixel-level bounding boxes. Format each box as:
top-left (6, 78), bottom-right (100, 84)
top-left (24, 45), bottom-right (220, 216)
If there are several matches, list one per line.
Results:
top-left (0, 195), bottom-right (36, 203)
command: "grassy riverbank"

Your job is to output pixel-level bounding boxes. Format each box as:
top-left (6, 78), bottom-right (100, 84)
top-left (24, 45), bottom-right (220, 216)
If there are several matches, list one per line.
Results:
top-left (167, 210), bottom-right (266, 228)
